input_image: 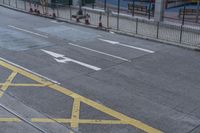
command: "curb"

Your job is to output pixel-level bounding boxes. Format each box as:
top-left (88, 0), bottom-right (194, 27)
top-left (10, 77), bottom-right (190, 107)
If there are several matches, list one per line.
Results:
top-left (0, 4), bottom-right (200, 51)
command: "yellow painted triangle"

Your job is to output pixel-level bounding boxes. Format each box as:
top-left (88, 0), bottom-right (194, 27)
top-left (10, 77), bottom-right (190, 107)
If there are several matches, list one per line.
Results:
top-left (0, 59), bottom-right (164, 133)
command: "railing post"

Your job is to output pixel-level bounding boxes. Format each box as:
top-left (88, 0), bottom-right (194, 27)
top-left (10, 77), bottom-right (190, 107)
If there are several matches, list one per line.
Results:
top-left (107, 9), bottom-right (109, 28)
top-left (132, 0), bottom-right (134, 16)
top-left (156, 22), bottom-right (159, 39)
top-left (24, 0), bottom-right (26, 10)
top-left (136, 18), bottom-right (138, 34)
top-left (180, 25), bottom-right (183, 44)
top-left (56, 4), bottom-right (59, 17)
top-left (15, 0), bottom-right (17, 8)
top-left (104, 0), bottom-right (106, 11)
top-left (182, 6), bottom-right (186, 25)
top-left (117, 0), bottom-right (120, 30)
top-left (70, 6), bottom-right (72, 20)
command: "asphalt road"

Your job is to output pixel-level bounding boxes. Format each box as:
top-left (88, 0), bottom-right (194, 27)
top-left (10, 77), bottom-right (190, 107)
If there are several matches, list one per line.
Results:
top-left (0, 6), bottom-right (200, 133)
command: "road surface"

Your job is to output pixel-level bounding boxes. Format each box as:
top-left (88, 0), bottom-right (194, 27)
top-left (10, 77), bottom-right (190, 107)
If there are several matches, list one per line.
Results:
top-left (0, 6), bottom-right (200, 133)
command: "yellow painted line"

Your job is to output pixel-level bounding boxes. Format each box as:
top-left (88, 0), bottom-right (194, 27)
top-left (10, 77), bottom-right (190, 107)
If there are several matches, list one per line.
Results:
top-left (0, 91), bottom-right (4, 97)
top-left (0, 59), bottom-right (164, 133)
top-left (0, 83), bottom-right (46, 87)
top-left (0, 118), bottom-right (21, 122)
top-left (31, 118), bottom-right (128, 124)
top-left (0, 71), bottom-right (17, 97)
top-left (71, 98), bottom-right (81, 128)
top-left (79, 119), bottom-right (127, 124)
top-left (31, 118), bottom-right (71, 123)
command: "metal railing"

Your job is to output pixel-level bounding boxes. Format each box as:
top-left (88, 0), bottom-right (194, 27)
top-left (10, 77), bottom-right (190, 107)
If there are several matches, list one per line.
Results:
top-left (0, 0), bottom-right (200, 49)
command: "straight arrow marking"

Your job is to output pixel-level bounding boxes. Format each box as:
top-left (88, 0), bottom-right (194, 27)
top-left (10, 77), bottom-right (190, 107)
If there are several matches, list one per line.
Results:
top-left (41, 49), bottom-right (101, 71)
top-left (99, 38), bottom-right (155, 53)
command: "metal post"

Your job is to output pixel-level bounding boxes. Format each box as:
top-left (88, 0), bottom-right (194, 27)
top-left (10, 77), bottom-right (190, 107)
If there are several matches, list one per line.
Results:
top-left (92, 3), bottom-right (94, 9)
top-left (132, 0), bottom-right (134, 16)
top-left (70, 5), bottom-right (72, 20)
top-left (104, 0), bottom-right (106, 11)
top-left (107, 9), bottom-right (109, 28)
top-left (15, 0), bottom-right (17, 8)
top-left (196, 1), bottom-right (200, 23)
top-left (148, 0), bottom-right (151, 20)
top-left (24, 0), bottom-right (26, 10)
top-left (156, 22), bottom-right (159, 39)
top-left (117, 0), bottom-right (120, 30)
top-left (180, 25), bottom-right (183, 44)
top-left (182, 6), bottom-right (186, 25)
top-left (136, 18), bottom-right (138, 34)
top-left (56, 4), bottom-right (59, 17)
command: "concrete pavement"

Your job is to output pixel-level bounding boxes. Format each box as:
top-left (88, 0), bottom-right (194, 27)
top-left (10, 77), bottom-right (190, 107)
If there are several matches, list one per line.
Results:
top-left (0, 6), bottom-right (200, 133)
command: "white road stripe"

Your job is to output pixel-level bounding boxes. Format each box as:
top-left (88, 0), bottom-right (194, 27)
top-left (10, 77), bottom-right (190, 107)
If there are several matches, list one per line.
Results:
top-left (50, 20), bottom-right (59, 23)
top-left (0, 57), bottom-right (60, 84)
top-left (8, 25), bottom-right (48, 38)
top-left (68, 43), bottom-right (131, 62)
top-left (41, 49), bottom-right (101, 71)
top-left (98, 38), bottom-right (155, 53)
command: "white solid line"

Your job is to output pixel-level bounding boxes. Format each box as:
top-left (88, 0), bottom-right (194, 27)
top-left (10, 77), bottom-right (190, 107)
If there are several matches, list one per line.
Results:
top-left (0, 57), bottom-right (60, 84)
top-left (98, 38), bottom-right (155, 53)
top-left (50, 20), bottom-right (59, 23)
top-left (8, 25), bottom-right (48, 38)
top-left (109, 31), bottom-right (115, 34)
top-left (68, 43), bottom-right (131, 62)
top-left (68, 58), bottom-right (101, 71)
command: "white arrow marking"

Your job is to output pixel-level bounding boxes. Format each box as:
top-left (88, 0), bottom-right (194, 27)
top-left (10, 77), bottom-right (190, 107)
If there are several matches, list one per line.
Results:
top-left (98, 38), bottom-right (155, 53)
top-left (41, 49), bottom-right (101, 71)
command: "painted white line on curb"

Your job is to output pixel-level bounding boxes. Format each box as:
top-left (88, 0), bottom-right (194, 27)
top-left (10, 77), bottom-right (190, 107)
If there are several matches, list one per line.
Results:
top-left (98, 38), bottom-right (155, 53)
top-left (0, 57), bottom-right (60, 84)
top-left (8, 25), bottom-right (48, 38)
top-left (68, 43), bottom-right (131, 62)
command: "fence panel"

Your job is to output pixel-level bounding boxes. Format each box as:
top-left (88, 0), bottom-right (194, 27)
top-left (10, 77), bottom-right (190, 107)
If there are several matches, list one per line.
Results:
top-left (137, 20), bottom-right (157, 38)
top-left (3, 0), bottom-right (9, 5)
top-left (119, 16), bottom-right (136, 34)
top-left (181, 27), bottom-right (200, 47)
top-left (9, 0), bottom-right (15, 7)
top-left (158, 23), bottom-right (181, 43)
top-left (109, 14), bottom-right (118, 30)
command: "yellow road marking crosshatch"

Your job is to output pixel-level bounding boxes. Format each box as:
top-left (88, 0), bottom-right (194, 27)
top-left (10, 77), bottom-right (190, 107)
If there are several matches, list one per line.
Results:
top-left (0, 59), bottom-right (164, 133)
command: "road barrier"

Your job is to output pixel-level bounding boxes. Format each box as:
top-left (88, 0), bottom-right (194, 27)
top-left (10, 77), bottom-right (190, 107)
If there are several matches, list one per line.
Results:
top-left (0, 0), bottom-right (200, 50)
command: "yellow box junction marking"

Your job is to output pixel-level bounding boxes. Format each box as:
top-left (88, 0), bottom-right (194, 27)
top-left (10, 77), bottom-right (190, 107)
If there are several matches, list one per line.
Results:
top-left (0, 59), bottom-right (164, 133)
top-left (0, 71), bottom-right (17, 97)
